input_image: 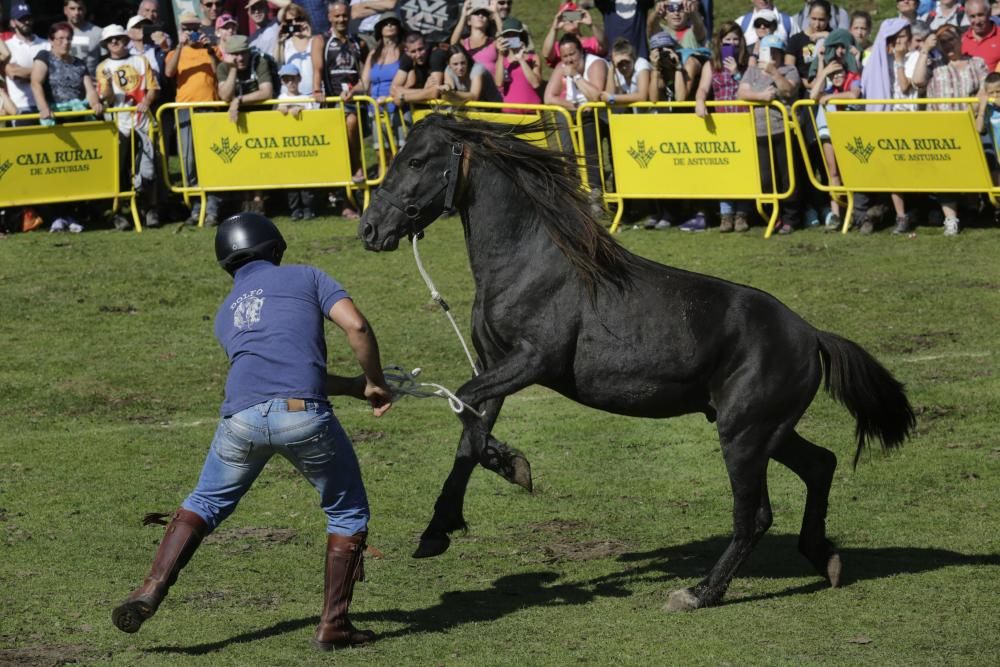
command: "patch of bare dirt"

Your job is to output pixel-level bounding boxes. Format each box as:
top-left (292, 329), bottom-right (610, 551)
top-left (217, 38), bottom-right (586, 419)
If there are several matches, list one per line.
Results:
top-left (204, 527), bottom-right (297, 554)
top-left (352, 429), bottom-right (385, 443)
top-left (0, 643), bottom-right (92, 666)
top-left (524, 519), bottom-right (629, 563)
top-left (526, 519), bottom-right (588, 534)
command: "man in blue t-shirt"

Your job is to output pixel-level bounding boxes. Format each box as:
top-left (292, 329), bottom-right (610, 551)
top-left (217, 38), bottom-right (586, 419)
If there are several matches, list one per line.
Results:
top-left (112, 213), bottom-right (392, 651)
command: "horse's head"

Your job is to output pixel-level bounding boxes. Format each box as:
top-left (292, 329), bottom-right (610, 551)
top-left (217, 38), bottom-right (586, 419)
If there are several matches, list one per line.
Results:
top-left (360, 117), bottom-right (465, 252)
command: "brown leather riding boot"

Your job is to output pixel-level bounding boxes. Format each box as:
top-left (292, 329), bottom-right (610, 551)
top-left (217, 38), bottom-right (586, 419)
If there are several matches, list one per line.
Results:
top-left (312, 532), bottom-right (376, 650)
top-left (112, 508), bottom-right (208, 633)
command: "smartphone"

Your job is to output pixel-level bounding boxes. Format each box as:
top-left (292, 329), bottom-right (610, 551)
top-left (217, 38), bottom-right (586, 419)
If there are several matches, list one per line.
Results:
top-left (721, 44), bottom-right (737, 61)
top-left (506, 35), bottom-right (522, 50)
top-left (189, 30), bottom-right (203, 43)
top-left (758, 45), bottom-right (771, 64)
top-left (562, 10), bottom-right (584, 21)
top-left (471, 0), bottom-right (490, 9)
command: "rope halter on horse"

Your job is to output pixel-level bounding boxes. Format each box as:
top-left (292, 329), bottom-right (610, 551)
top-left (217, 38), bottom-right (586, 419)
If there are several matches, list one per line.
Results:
top-left (373, 142), bottom-right (466, 240)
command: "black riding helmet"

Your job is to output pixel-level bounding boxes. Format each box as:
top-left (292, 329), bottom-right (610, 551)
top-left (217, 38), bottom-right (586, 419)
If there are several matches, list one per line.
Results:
top-left (215, 213), bottom-right (287, 276)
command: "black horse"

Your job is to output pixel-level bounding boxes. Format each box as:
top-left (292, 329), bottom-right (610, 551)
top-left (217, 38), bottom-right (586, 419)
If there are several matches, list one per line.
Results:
top-left (359, 115), bottom-right (915, 611)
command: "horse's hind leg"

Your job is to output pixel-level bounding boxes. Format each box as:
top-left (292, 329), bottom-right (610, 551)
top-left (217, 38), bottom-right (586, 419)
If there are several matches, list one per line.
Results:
top-left (771, 431), bottom-right (841, 587)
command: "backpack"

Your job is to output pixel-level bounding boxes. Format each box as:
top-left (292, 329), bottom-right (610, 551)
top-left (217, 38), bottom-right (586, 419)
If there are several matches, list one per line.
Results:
top-left (245, 48), bottom-right (281, 97)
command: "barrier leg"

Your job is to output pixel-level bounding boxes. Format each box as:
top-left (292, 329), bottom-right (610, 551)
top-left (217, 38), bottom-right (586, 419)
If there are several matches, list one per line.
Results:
top-left (129, 193), bottom-right (143, 233)
top-left (608, 196), bottom-right (625, 233)
top-left (841, 192), bottom-right (853, 235)
top-left (761, 199), bottom-right (780, 239)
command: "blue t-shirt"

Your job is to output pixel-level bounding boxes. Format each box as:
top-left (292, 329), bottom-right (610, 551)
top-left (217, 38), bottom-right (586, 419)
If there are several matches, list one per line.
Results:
top-left (596, 0), bottom-right (655, 59)
top-left (214, 261), bottom-right (349, 416)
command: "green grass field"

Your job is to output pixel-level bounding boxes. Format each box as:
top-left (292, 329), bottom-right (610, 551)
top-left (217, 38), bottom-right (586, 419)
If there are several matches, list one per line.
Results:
top-left (1, 212), bottom-right (999, 665)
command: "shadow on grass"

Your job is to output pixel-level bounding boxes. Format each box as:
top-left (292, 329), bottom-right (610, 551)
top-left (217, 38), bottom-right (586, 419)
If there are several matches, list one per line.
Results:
top-left (147, 535), bottom-right (999, 654)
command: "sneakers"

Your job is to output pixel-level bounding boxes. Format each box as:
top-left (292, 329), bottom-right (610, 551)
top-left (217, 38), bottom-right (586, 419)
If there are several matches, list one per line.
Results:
top-left (943, 217), bottom-right (960, 236)
top-left (67, 217), bottom-right (83, 233)
top-left (679, 213), bottom-right (707, 232)
top-left (734, 212), bottom-right (750, 233)
top-left (891, 216), bottom-right (911, 235)
top-left (653, 218), bottom-right (672, 230)
top-left (145, 210), bottom-right (161, 229)
top-left (824, 211), bottom-right (841, 232)
top-left (291, 209), bottom-right (304, 220)
top-left (111, 214), bottom-right (132, 231)
top-left (643, 215), bottom-right (659, 230)
top-left (719, 213), bottom-right (734, 233)
top-left (205, 215), bottom-right (219, 228)
top-left (302, 208), bottom-right (317, 220)
top-left (777, 220), bottom-right (794, 235)
top-left (859, 219), bottom-right (874, 235)
top-left (805, 208), bottom-right (821, 228)
top-left (50, 218), bottom-right (68, 233)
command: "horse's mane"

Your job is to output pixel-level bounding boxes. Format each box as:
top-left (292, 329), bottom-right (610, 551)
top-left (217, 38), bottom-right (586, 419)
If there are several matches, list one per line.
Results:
top-left (418, 114), bottom-right (637, 293)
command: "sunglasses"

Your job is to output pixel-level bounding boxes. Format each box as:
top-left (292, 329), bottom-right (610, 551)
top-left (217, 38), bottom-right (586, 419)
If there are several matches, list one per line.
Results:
top-left (108, 36), bottom-right (129, 44)
top-left (665, 3), bottom-right (684, 12)
top-left (753, 19), bottom-right (776, 28)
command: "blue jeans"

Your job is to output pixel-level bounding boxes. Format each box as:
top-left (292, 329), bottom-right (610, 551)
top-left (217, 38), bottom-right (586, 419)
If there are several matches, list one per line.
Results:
top-left (183, 399), bottom-right (369, 536)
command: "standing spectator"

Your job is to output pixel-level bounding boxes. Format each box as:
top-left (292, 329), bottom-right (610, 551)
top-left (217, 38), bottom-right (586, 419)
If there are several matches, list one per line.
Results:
top-left (601, 36), bottom-right (653, 106)
top-left (962, 0), bottom-right (1000, 70)
top-left (248, 0), bottom-right (282, 57)
top-left (450, 0), bottom-right (501, 72)
top-left (111, 212), bottom-right (393, 649)
top-left (440, 43), bottom-right (502, 102)
top-left (349, 0), bottom-right (398, 48)
top-left (648, 0), bottom-right (707, 47)
top-left (595, 0), bottom-right (655, 59)
top-left (390, 31), bottom-right (446, 105)
top-left (96, 24), bottom-right (161, 229)
top-left (128, 15), bottom-right (165, 78)
top-left (166, 10), bottom-right (222, 226)
top-left (4, 3), bottom-right (47, 124)
top-left (542, 2), bottom-right (606, 68)
top-left (695, 21), bottom-right (752, 232)
top-left (737, 33), bottom-right (802, 233)
top-left (63, 0), bottom-right (102, 76)
top-left (297, 0), bottom-right (331, 36)
top-left (785, 0), bottom-right (831, 84)
top-left (648, 31), bottom-right (688, 102)
top-left (913, 24), bottom-right (988, 235)
top-left (198, 0), bottom-right (223, 44)
top-left (276, 63), bottom-right (319, 219)
top-left (793, 0), bottom-right (849, 31)
top-left (214, 13), bottom-right (240, 53)
top-left (897, 0), bottom-right (920, 24)
top-left (357, 11), bottom-right (401, 148)
top-left (494, 17), bottom-right (542, 109)
top-left (278, 3), bottom-right (318, 98)
top-left (736, 0), bottom-right (799, 48)
top-left (497, 0), bottom-right (515, 20)
top-left (920, 0), bottom-right (971, 30)
top-left (314, 0), bottom-right (367, 216)
top-left (975, 72), bottom-right (1000, 196)
top-left (849, 10), bottom-right (872, 65)
top-left (30, 22), bottom-right (102, 124)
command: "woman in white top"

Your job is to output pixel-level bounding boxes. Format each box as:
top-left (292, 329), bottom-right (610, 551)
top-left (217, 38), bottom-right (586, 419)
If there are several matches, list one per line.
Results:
top-left (600, 37), bottom-right (652, 107)
top-left (277, 3), bottom-right (317, 95)
top-left (543, 33), bottom-right (607, 110)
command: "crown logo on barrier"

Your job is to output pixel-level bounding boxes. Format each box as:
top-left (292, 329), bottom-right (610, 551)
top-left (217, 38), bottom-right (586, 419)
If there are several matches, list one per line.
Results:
top-left (0, 159), bottom-right (11, 182)
top-left (628, 140), bottom-right (657, 169)
top-left (845, 136), bottom-right (874, 164)
top-left (211, 138), bottom-right (242, 164)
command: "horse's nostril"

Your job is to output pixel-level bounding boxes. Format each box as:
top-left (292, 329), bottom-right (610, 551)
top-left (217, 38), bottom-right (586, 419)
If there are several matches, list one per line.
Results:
top-left (361, 222), bottom-right (376, 242)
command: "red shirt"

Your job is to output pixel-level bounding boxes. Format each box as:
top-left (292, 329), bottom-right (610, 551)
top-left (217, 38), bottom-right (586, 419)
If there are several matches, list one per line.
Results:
top-left (962, 23), bottom-right (1000, 71)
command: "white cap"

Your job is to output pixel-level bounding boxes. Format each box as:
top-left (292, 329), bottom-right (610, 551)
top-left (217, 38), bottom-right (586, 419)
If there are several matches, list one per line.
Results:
top-left (101, 24), bottom-right (128, 42)
top-left (127, 15), bottom-right (151, 30)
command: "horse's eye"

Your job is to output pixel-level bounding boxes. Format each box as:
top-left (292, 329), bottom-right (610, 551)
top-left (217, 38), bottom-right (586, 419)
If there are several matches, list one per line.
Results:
top-left (408, 158), bottom-right (425, 169)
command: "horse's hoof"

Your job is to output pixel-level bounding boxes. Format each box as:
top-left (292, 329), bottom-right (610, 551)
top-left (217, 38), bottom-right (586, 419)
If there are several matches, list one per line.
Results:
top-left (509, 451), bottom-right (533, 492)
top-left (663, 588), bottom-right (701, 612)
top-left (412, 534), bottom-right (450, 559)
top-left (826, 552), bottom-right (842, 588)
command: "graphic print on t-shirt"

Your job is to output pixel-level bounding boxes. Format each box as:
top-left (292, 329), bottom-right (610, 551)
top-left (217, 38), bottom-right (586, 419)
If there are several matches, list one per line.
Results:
top-left (232, 290), bottom-right (265, 330)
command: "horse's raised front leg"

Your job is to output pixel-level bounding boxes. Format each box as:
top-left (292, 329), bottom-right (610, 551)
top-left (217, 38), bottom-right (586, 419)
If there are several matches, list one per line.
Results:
top-left (413, 342), bottom-right (543, 559)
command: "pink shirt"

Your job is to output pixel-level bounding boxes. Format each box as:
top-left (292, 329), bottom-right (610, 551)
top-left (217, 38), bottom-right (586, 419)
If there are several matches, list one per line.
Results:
top-left (463, 37), bottom-right (498, 71)
top-left (546, 36), bottom-right (606, 67)
top-left (500, 55), bottom-right (542, 111)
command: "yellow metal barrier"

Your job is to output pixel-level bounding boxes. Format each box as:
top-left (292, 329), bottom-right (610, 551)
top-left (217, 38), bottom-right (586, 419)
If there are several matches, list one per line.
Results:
top-left (578, 101), bottom-right (796, 236)
top-left (0, 107), bottom-right (144, 230)
top-left (156, 96), bottom-right (387, 227)
top-left (791, 98), bottom-right (997, 232)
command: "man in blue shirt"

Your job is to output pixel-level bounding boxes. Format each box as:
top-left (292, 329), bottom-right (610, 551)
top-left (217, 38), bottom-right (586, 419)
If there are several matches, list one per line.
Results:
top-left (112, 213), bottom-right (393, 650)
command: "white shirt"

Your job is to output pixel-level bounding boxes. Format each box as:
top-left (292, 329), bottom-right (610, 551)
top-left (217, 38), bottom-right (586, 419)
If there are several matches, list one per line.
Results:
top-left (892, 51), bottom-right (922, 112)
top-left (4, 33), bottom-right (49, 110)
top-left (282, 38), bottom-right (315, 96)
top-left (613, 56), bottom-right (651, 94)
top-left (565, 54), bottom-right (606, 106)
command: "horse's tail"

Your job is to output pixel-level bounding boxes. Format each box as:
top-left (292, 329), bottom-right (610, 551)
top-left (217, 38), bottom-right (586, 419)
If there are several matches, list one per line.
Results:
top-left (816, 331), bottom-right (916, 468)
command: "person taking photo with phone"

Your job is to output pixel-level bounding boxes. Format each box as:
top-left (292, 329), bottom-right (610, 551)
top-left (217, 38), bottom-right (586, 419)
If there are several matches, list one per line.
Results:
top-left (542, 2), bottom-right (606, 67)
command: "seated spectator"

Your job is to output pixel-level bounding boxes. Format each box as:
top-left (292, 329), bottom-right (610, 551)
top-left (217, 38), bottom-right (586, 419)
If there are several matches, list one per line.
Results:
top-left (695, 21), bottom-right (752, 232)
top-left (920, 0), bottom-right (971, 30)
top-left (248, 0), bottom-right (280, 58)
top-left (542, 2), bottom-right (606, 68)
top-left (808, 29), bottom-right (860, 232)
top-left (794, 0), bottom-right (850, 30)
top-left (897, 0), bottom-right (920, 24)
top-left (596, 0), bottom-right (655, 59)
top-left (96, 24), bottom-right (160, 230)
top-left (276, 63), bottom-right (319, 220)
top-left (450, 0), bottom-right (501, 72)
top-left (849, 10), bottom-right (873, 65)
top-left (962, 0), bottom-right (1000, 70)
top-left (737, 33), bottom-right (802, 233)
top-left (736, 0), bottom-right (799, 48)
top-left (4, 3), bottom-right (48, 124)
top-left (441, 43), bottom-right (503, 102)
top-left (390, 32), bottom-right (447, 106)
top-left (601, 36), bottom-right (653, 107)
top-left (494, 17), bottom-right (542, 109)
top-left (278, 3), bottom-right (318, 98)
top-left (648, 0), bottom-right (708, 83)
top-left (786, 0), bottom-right (831, 85)
top-left (648, 32), bottom-right (689, 102)
top-left (30, 22), bottom-right (103, 125)
top-left (913, 24), bottom-right (988, 235)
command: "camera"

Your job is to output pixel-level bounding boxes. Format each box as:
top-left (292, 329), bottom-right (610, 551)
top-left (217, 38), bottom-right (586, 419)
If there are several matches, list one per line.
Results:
top-left (506, 35), bottom-right (522, 50)
top-left (282, 22), bottom-right (297, 36)
top-left (562, 10), bottom-right (584, 22)
top-left (188, 30), bottom-right (203, 43)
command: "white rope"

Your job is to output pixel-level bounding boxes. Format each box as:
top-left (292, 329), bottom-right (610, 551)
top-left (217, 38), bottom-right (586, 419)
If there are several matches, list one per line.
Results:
top-left (383, 366), bottom-right (485, 417)
top-left (412, 235), bottom-right (479, 376)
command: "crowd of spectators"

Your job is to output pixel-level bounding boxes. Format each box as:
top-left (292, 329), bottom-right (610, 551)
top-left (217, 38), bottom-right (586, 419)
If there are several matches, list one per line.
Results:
top-left (5, 0), bottom-right (1000, 236)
